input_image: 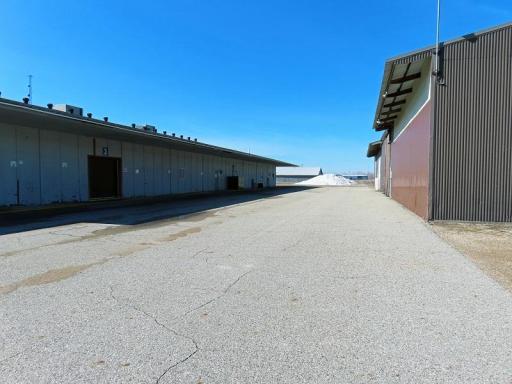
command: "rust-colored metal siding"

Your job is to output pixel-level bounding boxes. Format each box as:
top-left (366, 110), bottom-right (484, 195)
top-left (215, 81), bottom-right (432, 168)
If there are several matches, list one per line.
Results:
top-left (391, 101), bottom-right (432, 219)
top-left (432, 25), bottom-right (512, 221)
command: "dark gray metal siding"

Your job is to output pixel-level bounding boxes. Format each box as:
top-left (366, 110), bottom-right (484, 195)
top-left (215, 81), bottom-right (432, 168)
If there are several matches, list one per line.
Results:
top-left (432, 25), bottom-right (512, 221)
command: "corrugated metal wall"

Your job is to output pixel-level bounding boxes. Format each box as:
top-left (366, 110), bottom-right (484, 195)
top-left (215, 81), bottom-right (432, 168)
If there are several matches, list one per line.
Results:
top-left (432, 25), bottom-right (512, 221)
top-left (0, 123), bottom-right (277, 206)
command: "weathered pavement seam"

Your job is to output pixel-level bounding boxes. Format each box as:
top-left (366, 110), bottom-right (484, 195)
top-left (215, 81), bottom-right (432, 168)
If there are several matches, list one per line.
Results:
top-left (108, 286), bottom-right (199, 383)
top-left (0, 351), bottom-right (23, 366)
top-left (191, 248), bottom-right (209, 259)
top-left (0, 231), bottom-right (204, 295)
top-left (179, 270), bottom-right (253, 319)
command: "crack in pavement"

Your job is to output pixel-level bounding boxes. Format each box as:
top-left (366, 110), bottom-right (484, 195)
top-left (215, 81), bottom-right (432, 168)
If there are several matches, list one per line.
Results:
top-left (179, 270), bottom-right (254, 319)
top-left (190, 248), bottom-right (209, 260)
top-left (281, 237), bottom-right (303, 252)
top-left (47, 231), bottom-right (84, 239)
top-left (0, 351), bottom-right (23, 366)
top-left (108, 286), bottom-right (199, 384)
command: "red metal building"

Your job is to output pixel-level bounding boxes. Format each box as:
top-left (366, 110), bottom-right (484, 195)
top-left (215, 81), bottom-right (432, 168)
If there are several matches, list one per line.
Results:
top-left (367, 22), bottom-right (512, 222)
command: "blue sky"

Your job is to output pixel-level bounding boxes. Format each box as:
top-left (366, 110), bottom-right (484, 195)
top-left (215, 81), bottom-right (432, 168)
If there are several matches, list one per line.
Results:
top-left (1, 1), bottom-right (510, 172)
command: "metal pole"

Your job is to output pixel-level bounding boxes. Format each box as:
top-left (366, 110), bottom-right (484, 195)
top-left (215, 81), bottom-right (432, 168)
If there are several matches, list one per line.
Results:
top-left (434, 0), bottom-right (441, 76)
top-left (27, 75), bottom-right (33, 104)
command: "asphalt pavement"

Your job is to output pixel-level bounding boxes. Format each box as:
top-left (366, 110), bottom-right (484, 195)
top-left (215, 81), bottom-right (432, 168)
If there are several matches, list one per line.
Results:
top-left (1, 187), bottom-right (511, 383)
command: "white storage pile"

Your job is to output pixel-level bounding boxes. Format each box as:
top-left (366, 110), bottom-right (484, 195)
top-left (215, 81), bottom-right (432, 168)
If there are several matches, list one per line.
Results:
top-left (295, 173), bottom-right (354, 186)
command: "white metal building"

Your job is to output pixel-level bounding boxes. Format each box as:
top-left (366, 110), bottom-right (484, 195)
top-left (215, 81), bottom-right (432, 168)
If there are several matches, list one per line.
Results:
top-left (0, 98), bottom-right (292, 206)
top-left (276, 167), bottom-right (323, 184)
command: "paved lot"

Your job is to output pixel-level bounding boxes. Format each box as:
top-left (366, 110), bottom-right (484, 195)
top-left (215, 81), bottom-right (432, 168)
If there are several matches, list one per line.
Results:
top-left (1, 187), bottom-right (512, 383)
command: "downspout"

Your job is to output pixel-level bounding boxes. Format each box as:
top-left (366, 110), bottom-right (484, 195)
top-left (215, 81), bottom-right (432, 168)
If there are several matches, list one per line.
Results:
top-left (388, 129), bottom-right (392, 198)
top-left (428, 56), bottom-right (437, 221)
top-left (428, 0), bottom-right (444, 220)
top-left (433, 0), bottom-right (441, 78)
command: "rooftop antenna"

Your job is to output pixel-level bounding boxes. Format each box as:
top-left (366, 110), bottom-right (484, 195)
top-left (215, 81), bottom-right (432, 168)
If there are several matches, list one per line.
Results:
top-left (433, 0), bottom-right (442, 81)
top-left (27, 75), bottom-right (33, 104)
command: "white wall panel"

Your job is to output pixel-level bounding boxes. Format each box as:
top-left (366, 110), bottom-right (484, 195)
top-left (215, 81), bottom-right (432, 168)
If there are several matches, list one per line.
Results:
top-left (94, 138), bottom-right (107, 157)
top-left (16, 126), bottom-right (40, 205)
top-left (153, 147), bottom-right (164, 196)
top-left (0, 124), bottom-right (19, 205)
top-left (107, 139), bottom-right (122, 158)
top-left (1, 122), bottom-right (279, 206)
top-left (143, 145), bottom-right (155, 196)
top-left (193, 153), bottom-right (201, 192)
top-left (203, 155), bottom-right (212, 191)
top-left (78, 136), bottom-right (93, 201)
top-left (162, 148), bottom-right (171, 194)
top-left (121, 142), bottom-right (134, 197)
top-left (60, 133), bottom-right (80, 202)
top-left (170, 149), bottom-right (179, 193)
top-left (133, 143), bottom-right (145, 197)
top-left (183, 151), bottom-right (192, 193)
top-left (40, 129), bottom-right (61, 204)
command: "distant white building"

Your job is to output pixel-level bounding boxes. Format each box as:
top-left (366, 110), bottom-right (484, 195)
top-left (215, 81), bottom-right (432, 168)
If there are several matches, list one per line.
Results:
top-left (276, 167), bottom-right (323, 184)
top-left (342, 174), bottom-right (369, 181)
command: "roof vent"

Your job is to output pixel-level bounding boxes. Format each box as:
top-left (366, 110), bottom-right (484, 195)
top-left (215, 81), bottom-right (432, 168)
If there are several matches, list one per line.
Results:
top-left (47, 103), bottom-right (53, 109)
top-left (87, 113), bottom-right (92, 118)
top-left (180, 135), bottom-right (183, 139)
top-left (172, 133), bottom-right (175, 137)
top-left (54, 104), bottom-right (83, 116)
top-left (163, 131), bottom-right (167, 135)
top-left (104, 117), bottom-right (108, 122)
top-left (187, 136), bottom-right (191, 141)
top-left (23, 97), bottom-right (29, 104)
top-left (194, 138), bottom-right (197, 142)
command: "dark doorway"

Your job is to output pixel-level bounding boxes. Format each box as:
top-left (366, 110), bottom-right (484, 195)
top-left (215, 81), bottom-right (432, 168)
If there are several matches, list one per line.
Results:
top-left (88, 156), bottom-right (121, 199)
top-left (226, 176), bottom-right (239, 190)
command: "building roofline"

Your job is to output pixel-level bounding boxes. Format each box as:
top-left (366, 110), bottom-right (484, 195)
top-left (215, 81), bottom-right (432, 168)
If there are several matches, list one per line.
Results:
top-left (384, 21), bottom-right (512, 63)
top-left (0, 97), bottom-right (295, 166)
top-left (372, 21), bottom-right (512, 130)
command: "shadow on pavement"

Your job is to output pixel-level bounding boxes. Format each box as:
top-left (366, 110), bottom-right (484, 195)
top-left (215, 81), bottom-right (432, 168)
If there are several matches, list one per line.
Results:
top-left (0, 186), bottom-right (316, 235)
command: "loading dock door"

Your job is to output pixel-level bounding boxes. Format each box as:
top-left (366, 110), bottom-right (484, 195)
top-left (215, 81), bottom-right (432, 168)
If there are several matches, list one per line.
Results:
top-left (88, 156), bottom-right (121, 199)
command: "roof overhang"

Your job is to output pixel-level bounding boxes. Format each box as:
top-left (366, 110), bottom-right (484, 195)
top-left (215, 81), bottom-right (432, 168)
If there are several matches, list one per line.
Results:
top-left (372, 21), bottom-right (512, 131)
top-left (0, 98), bottom-right (295, 166)
top-left (372, 52), bottom-right (432, 131)
top-left (367, 140), bottom-right (383, 158)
